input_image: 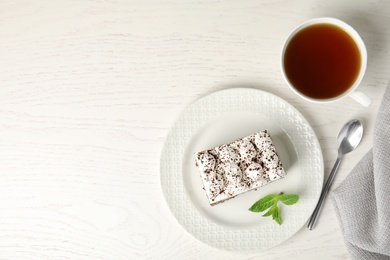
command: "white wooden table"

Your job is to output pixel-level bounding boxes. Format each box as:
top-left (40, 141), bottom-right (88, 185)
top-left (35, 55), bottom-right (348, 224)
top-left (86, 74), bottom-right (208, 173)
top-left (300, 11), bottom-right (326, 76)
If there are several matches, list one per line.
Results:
top-left (1, 0), bottom-right (389, 259)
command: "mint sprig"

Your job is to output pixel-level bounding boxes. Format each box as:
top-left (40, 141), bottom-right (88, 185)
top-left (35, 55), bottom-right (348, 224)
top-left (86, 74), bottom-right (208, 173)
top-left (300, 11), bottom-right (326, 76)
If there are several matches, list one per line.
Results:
top-left (249, 192), bottom-right (299, 225)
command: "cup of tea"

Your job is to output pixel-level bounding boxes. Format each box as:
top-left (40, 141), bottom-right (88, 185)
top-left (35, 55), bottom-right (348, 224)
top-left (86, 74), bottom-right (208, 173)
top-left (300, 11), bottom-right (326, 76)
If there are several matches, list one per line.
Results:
top-left (281, 17), bottom-right (371, 106)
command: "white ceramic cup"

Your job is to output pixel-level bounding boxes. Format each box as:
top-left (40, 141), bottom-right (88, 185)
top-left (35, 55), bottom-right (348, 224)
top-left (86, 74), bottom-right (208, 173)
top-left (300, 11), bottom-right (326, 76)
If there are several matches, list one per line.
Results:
top-left (281, 17), bottom-right (371, 107)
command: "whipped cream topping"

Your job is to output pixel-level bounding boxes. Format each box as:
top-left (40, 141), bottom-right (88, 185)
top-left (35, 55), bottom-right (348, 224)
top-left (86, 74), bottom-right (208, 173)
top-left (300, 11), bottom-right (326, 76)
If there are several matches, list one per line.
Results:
top-left (224, 163), bottom-right (242, 183)
top-left (255, 131), bottom-right (273, 150)
top-left (245, 162), bottom-right (263, 182)
top-left (237, 138), bottom-right (257, 162)
top-left (218, 145), bottom-right (239, 164)
top-left (194, 130), bottom-right (286, 206)
top-left (196, 151), bottom-right (216, 172)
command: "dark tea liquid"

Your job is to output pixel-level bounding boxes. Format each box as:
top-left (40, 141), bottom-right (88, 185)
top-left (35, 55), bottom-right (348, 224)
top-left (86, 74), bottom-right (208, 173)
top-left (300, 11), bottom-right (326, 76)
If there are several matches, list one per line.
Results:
top-left (283, 23), bottom-right (361, 99)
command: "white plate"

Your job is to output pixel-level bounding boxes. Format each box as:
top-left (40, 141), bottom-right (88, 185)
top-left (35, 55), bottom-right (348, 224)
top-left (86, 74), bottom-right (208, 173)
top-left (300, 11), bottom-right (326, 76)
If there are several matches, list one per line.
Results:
top-left (160, 88), bottom-right (324, 252)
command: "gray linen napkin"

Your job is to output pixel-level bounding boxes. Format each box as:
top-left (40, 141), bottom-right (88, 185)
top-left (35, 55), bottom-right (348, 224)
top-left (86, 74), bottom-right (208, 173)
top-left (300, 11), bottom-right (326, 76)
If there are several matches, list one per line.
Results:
top-left (331, 82), bottom-right (390, 259)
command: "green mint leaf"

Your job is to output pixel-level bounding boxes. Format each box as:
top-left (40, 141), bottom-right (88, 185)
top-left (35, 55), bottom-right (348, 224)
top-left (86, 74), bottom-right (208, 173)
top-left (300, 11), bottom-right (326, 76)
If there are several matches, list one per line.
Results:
top-left (262, 204), bottom-right (278, 217)
top-left (271, 206), bottom-right (279, 220)
top-left (248, 194), bottom-right (279, 212)
top-left (274, 216), bottom-right (282, 225)
top-left (271, 207), bottom-right (282, 225)
top-left (279, 194), bottom-right (299, 205)
top-left (249, 192), bottom-right (299, 225)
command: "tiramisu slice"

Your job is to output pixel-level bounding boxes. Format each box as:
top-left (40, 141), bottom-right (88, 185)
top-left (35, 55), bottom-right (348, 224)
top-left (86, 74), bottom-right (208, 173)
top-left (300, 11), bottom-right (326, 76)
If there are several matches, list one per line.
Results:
top-left (194, 130), bottom-right (286, 206)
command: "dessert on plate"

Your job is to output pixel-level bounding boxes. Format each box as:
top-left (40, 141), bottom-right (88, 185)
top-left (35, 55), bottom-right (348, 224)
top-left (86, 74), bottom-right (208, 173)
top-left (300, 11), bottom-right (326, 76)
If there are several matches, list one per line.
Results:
top-left (194, 130), bottom-right (286, 206)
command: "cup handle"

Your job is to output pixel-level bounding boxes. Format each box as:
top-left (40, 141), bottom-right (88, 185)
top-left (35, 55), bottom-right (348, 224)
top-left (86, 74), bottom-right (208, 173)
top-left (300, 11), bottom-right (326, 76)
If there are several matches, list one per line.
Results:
top-left (349, 90), bottom-right (372, 107)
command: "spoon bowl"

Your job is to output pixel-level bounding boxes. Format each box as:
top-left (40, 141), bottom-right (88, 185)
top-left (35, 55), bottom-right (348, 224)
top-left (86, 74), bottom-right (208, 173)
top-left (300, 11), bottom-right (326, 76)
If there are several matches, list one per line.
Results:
top-left (337, 119), bottom-right (363, 155)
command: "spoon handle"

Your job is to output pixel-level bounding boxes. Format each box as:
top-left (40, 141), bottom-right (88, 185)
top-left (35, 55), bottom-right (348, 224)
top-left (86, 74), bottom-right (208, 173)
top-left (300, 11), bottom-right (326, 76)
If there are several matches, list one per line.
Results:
top-left (307, 155), bottom-right (343, 230)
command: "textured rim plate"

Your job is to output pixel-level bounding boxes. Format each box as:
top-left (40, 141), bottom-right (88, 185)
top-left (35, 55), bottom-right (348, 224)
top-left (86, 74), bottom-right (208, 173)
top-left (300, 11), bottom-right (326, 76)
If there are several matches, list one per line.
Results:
top-left (160, 88), bottom-right (324, 252)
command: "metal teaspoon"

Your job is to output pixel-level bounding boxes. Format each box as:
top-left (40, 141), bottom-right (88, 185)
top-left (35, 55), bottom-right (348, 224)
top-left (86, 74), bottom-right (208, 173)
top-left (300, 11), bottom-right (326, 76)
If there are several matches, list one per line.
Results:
top-left (307, 119), bottom-right (363, 230)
